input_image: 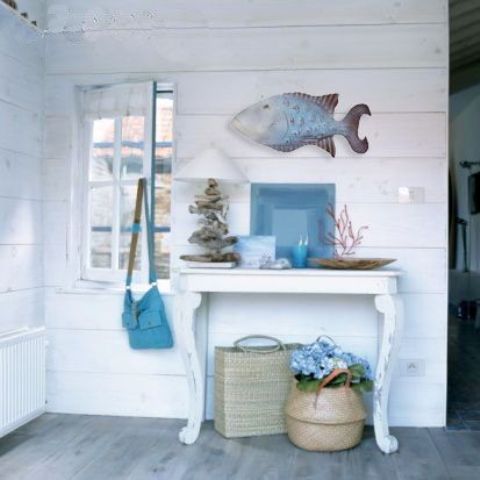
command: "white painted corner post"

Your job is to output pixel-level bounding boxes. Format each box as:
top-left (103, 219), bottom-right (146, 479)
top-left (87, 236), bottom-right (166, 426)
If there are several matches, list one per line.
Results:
top-left (176, 268), bottom-right (403, 453)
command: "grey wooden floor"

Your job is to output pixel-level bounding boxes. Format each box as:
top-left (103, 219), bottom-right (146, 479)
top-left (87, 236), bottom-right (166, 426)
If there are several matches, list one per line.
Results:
top-left (1, 414), bottom-right (480, 480)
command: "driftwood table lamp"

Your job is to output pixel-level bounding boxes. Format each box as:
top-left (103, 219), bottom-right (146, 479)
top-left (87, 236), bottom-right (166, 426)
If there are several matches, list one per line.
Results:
top-left (176, 146), bottom-right (248, 267)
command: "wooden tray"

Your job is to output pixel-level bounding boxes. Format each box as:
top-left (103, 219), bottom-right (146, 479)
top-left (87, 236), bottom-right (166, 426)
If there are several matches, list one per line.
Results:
top-left (308, 257), bottom-right (396, 270)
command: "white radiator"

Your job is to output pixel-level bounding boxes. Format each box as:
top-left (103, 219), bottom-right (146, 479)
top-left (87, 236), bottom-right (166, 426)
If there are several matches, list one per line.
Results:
top-left (0, 327), bottom-right (46, 438)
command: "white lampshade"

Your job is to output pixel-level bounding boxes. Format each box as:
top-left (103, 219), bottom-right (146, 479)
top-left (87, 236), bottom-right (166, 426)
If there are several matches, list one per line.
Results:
top-left (175, 146), bottom-right (248, 183)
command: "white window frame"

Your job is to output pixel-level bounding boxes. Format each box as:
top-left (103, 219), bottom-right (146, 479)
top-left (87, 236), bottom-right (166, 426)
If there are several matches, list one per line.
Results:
top-left (69, 81), bottom-right (174, 290)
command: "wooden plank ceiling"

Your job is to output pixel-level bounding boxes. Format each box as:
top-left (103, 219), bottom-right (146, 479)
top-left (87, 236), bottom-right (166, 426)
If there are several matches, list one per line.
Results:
top-left (450, 0), bottom-right (480, 90)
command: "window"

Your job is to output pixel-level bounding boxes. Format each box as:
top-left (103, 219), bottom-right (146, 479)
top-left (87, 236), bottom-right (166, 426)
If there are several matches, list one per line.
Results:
top-left (81, 82), bottom-right (173, 284)
top-left (153, 90), bottom-right (174, 280)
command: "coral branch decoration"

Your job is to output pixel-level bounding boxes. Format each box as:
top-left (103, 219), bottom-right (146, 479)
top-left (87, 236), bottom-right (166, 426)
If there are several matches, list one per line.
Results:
top-left (180, 179), bottom-right (240, 264)
top-left (324, 203), bottom-right (368, 257)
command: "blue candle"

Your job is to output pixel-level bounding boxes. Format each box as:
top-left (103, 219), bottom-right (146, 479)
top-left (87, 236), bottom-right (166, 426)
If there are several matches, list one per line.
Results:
top-left (292, 244), bottom-right (308, 268)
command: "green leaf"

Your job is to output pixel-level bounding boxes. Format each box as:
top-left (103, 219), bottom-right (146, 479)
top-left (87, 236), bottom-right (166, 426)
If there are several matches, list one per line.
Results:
top-left (296, 378), bottom-right (320, 393)
top-left (358, 380), bottom-right (374, 392)
top-left (350, 379), bottom-right (374, 393)
top-left (329, 373), bottom-right (348, 386)
top-left (349, 364), bottom-right (365, 378)
top-left (295, 373), bottom-right (374, 393)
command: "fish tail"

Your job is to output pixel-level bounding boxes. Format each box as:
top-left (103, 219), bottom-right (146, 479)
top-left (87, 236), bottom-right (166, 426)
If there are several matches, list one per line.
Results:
top-left (341, 104), bottom-right (371, 154)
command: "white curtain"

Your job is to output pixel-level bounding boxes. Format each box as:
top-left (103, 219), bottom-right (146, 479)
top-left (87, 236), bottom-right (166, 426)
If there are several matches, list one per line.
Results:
top-left (80, 82), bottom-right (152, 119)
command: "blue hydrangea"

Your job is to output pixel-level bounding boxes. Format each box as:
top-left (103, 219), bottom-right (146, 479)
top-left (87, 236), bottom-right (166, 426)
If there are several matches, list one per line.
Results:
top-left (290, 337), bottom-right (373, 381)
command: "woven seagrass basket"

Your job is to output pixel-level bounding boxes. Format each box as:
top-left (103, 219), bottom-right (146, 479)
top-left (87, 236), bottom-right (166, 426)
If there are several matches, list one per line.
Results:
top-left (285, 369), bottom-right (367, 451)
top-left (215, 336), bottom-right (300, 438)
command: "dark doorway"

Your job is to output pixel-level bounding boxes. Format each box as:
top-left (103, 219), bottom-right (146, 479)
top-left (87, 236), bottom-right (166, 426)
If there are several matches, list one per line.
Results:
top-left (448, 0), bottom-right (480, 430)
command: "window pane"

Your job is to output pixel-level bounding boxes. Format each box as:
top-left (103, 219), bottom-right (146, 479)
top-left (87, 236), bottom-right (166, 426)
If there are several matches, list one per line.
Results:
top-left (155, 232), bottom-right (170, 280)
top-left (154, 185), bottom-right (170, 279)
top-left (119, 185), bottom-right (141, 270)
top-left (90, 118), bottom-right (114, 181)
top-left (121, 116), bottom-right (144, 179)
top-left (154, 91), bottom-right (173, 279)
top-left (154, 93), bottom-right (173, 179)
top-left (154, 185), bottom-right (171, 228)
top-left (89, 186), bottom-right (113, 268)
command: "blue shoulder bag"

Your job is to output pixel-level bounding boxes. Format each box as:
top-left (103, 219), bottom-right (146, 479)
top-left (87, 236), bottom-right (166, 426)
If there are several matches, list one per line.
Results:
top-left (122, 178), bottom-right (174, 349)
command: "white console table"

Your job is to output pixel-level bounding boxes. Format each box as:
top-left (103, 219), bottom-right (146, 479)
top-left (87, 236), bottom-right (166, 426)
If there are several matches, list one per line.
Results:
top-left (175, 268), bottom-right (403, 454)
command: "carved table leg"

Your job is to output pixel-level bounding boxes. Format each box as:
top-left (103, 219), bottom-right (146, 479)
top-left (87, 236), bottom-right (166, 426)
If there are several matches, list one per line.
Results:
top-left (373, 294), bottom-right (404, 454)
top-left (176, 291), bottom-right (203, 445)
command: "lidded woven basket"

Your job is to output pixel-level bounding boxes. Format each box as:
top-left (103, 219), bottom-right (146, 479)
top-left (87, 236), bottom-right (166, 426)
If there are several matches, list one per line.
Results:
top-left (285, 369), bottom-right (367, 451)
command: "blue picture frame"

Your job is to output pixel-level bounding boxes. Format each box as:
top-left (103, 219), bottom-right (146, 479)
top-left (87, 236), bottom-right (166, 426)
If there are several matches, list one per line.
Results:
top-left (250, 183), bottom-right (336, 260)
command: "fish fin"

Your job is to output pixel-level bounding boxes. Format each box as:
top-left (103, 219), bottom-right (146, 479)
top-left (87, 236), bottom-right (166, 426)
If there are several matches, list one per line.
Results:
top-left (341, 104), bottom-right (371, 154)
top-left (269, 143), bottom-right (298, 153)
top-left (317, 136), bottom-right (336, 157)
top-left (301, 136), bottom-right (336, 157)
top-left (289, 92), bottom-right (339, 114)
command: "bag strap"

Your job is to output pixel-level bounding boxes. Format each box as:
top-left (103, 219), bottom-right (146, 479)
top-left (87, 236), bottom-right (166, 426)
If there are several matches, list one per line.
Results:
top-left (142, 178), bottom-right (157, 285)
top-left (233, 335), bottom-right (285, 353)
top-left (317, 368), bottom-right (352, 392)
top-left (125, 178), bottom-right (157, 288)
top-left (314, 368), bottom-right (353, 409)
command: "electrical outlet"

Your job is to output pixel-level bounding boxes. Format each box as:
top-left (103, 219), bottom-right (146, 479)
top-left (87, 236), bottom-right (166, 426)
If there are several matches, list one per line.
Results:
top-left (399, 359), bottom-right (425, 377)
top-left (398, 187), bottom-right (425, 204)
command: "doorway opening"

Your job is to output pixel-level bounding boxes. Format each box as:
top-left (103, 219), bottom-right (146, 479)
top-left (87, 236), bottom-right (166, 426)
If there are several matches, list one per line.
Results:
top-left (448, 0), bottom-right (480, 430)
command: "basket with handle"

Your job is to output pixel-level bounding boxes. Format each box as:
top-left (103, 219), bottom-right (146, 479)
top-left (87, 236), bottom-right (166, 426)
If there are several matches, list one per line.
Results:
top-left (285, 368), bottom-right (367, 451)
top-left (214, 335), bottom-right (300, 438)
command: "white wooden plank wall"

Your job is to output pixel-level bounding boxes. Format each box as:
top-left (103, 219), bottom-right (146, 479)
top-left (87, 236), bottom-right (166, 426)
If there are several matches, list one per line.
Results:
top-left (43, 0), bottom-right (449, 426)
top-left (0, 4), bottom-right (45, 334)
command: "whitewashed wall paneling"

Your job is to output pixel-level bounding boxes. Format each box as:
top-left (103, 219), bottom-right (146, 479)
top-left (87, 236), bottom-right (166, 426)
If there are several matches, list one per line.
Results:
top-left (45, 24), bottom-right (447, 75)
top-left (44, 289), bottom-right (198, 418)
top-left (0, 289), bottom-right (44, 333)
top-left (43, 0), bottom-right (449, 425)
top-left (0, 150), bottom-right (42, 201)
top-left (175, 114), bottom-right (446, 159)
top-left (0, 55), bottom-right (44, 113)
top-left (45, 0), bottom-right (446, 32)
top-left (44, 68), bottom-right (448, 117)
top-left (0, 8), bottom-right (43, 70)
top-left (46, 371), bottom-right (189, 418)
top-left (173, 200), bottom-right (446, 249)
top-left (0, 4), bottom-right (45, 334)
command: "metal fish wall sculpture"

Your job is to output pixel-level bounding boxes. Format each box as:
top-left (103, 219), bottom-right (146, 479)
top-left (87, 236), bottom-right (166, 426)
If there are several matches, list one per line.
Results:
top-left (230, 93), bottom-right (371, 157)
